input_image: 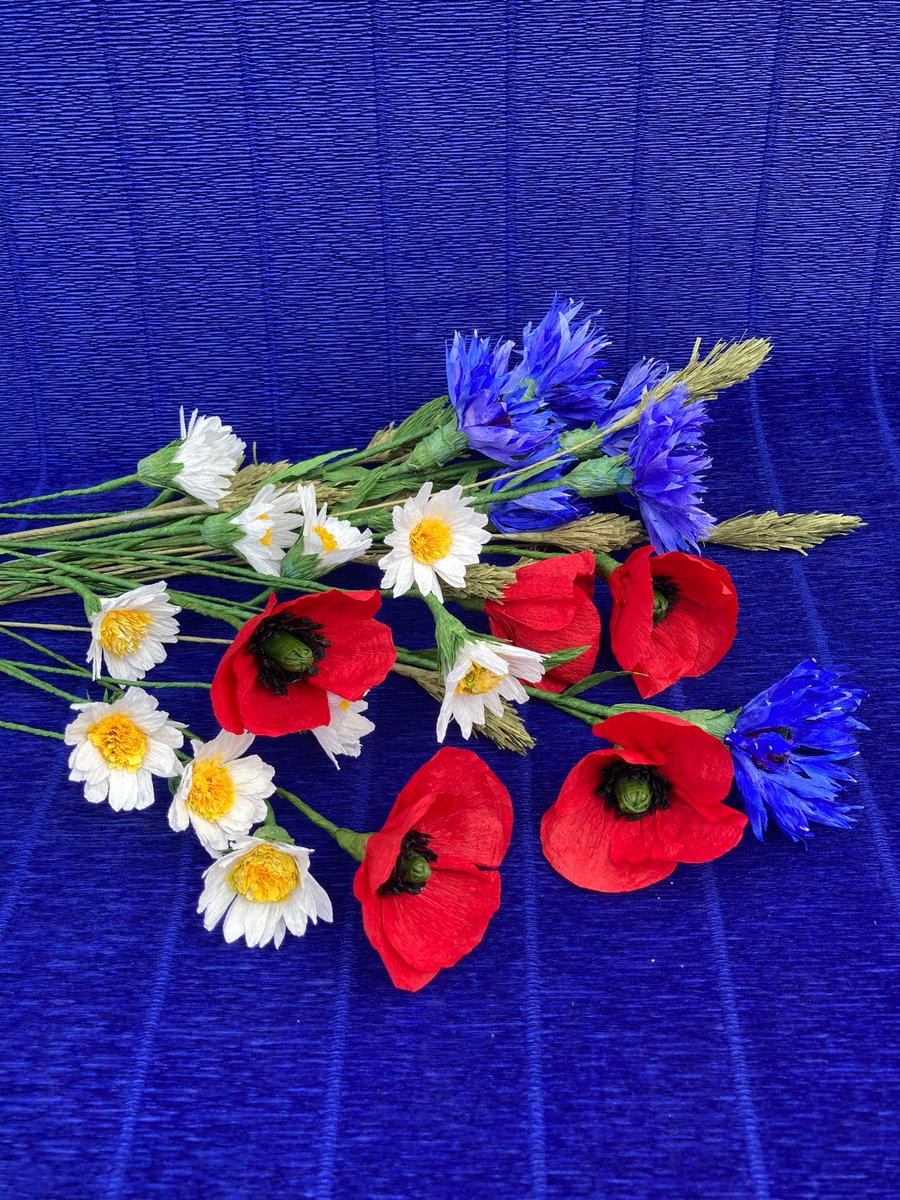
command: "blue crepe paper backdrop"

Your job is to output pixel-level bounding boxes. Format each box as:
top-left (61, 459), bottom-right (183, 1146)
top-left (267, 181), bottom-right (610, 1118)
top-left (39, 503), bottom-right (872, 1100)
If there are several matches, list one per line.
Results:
top-left (0, 3), bottom-right (898, 1198)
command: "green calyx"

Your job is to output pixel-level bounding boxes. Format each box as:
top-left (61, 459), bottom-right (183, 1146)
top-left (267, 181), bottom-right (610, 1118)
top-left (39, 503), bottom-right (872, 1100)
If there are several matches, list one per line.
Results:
top-left (261, 630), bottom-right (316, 673)
top-left (136, 440), bottom-right (181, 490)
top-left (405, 416), bottom-right (469, 472)
top-left (201, 511), bottom-right (239, 552)
top-left (613, 771), bottom-right (654, 817)
top-left (567, 455), bottom-right (631, 499)
top-left (334, 827), bottom-right (370, 862)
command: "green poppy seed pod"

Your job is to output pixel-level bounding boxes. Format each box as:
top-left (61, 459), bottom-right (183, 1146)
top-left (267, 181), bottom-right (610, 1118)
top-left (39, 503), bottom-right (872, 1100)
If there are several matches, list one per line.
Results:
top-left (614, 773), bottom-right (653, 817)
top-left (260, 630), bottom-right (316, 674)
top-left (400, 850), bottom-right (433, 888)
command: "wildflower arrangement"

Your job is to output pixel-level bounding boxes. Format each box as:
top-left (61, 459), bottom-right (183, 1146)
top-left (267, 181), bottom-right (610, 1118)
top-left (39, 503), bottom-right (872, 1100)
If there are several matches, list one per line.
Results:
top-left (0, 298), bottom-right (868, 991)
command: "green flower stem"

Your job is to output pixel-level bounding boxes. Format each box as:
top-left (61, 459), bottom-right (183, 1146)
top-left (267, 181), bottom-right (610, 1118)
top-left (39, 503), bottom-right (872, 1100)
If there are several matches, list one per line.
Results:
top-left (469, 477), bottom-right (571, 509)
top-left (1, 660), bottom-right (211, 690)
top-left (0, 618), bottom-right (232, 646)
top-left (275, 787), bottom-right (369, 862)
top-left (0, 719), bottom-right (66, 741)
top-left (396, 647), bottom-right (438, 672)
top-left (0, 660), bottom-right (86, 704)
top-left (524, 684), bottom-right (738, 738)
top-left (0, 623), bottom-right (87, 671)
top-left (0, 502), bottom-right (204, 544)
top-left (0, 473), bottom-right (143, 509)
top-left (594, 553), bottom-right (620, 581)
top-left (0, 509), bottom-right (139, 522)
top-left (486, 545), bottom-right (557, 561)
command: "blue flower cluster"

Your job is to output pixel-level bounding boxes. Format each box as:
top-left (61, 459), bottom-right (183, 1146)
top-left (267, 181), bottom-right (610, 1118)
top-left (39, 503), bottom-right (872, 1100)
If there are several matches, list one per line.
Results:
top-left (726, 659), bottom-right (868, 841)
top-left (447, 297), bottom-right (713, 552)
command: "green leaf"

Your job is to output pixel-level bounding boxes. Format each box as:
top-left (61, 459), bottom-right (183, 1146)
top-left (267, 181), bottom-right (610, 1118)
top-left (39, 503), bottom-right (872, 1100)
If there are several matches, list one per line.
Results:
top-left (393, 394), bottom-right (451, 442)
top-left (251, 822), bottom-right (295, 845)
top-left (563, 670), bottom-right (632, 697)
top-left (268, 448), bottom-right (355, 483)
top-left (541, 645), bottom-right (590, 671)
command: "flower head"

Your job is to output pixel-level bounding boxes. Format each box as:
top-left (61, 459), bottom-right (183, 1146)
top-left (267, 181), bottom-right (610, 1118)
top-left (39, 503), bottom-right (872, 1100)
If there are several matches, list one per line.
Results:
top-left (518, 297), bottom-right (612, 425)
top-left (447, 332), bottom-right (557, 464)
top-left (725, 659), bottom-right (867, 841)
top-left (379, 482), bottom-right (490, 601)
top-left (137, 409), bottom-right (246, 508)
top-left (168, 731), bottom-right (276, 855)
top-left (64, 687), bottom-right (184, 811)
top-left (296, 483), bottom-right (373, 568)
top-left (87, 581), bottom-right (181, 681)
top-left (601, 358), bottom-right (669, 452)
top-left (484, 551), bottom-right (600, 694)
top-left (311, 692), bottom-right (375, 768)
top-left (489, 460), bottom-right (589, 533)
top-left (436, 639), bottom-right (544, 741)
top-left (211, 590), bottom-right (395, 737)
top-left (353, 747), bottom-right (513, 990)
top-left (626, 386), bottom-right (714, 553)
top-left (541, 712), bottom-right (746, 892)
top-left (199, 836), bottom-right (332, 948)
top-left (232, 483), bottom-right (304, 576)
top-left (609, 547), bottom-right (738, 698)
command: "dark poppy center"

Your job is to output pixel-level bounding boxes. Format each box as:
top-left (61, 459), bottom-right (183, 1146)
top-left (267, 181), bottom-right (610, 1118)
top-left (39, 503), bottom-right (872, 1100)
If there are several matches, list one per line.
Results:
top-left (599, 763), bottom-right (671, 821)
top-left (651, 575), bottom-right (680, 625)
top-left (379, 830), bottom-right (438, 896)
top-left (248, 613), bottom-right (330, 695)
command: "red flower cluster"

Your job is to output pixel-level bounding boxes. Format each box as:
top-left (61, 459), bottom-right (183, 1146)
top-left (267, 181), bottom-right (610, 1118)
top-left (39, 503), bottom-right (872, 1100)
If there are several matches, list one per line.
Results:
top-left (485, 550), bottom-right (600, 693)
top-left (354, 748), bottom-right (513, 991)
top-left (541, 712), bottom-right (746, 892)
top-left (609, 547), bottom-right (738, 698)
top-left (211, 590), bottom-right (395, 736)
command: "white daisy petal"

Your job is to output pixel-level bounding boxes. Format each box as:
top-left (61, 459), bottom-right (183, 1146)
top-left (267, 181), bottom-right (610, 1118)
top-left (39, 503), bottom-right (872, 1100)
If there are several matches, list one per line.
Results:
top-left (172, 409), bottom-right (246, 507)
top-left (310, 692), bottom-right (375, 769)
top-left (232, 483), bottom-right (304, 577)
top-left (436, 639), bottom-right (545, 742)
top-left (86, 582), bottom-right (181, 682)
top-left (296, 482), bottom-right (373, 569)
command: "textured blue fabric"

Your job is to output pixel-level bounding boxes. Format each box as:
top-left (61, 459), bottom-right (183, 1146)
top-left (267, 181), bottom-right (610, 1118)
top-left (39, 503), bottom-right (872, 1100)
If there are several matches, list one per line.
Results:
top-left (0, 3), bottom-right (898, 1198)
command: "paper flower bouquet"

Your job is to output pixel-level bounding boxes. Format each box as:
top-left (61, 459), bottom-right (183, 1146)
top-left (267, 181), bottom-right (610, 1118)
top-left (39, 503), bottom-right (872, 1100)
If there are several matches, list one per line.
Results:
top-left (0, 298), bottom-right (867, 990)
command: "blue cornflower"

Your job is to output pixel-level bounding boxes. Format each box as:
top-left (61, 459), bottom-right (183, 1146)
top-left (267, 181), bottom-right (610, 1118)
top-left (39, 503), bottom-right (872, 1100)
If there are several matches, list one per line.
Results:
top-left (518, 296), bottom-right (612, 426)
top-left (625, 384), bottom-right (714, 553)
top-left (447, 332), bottom-right (558, 465)
top-left (601, 357), bottom-right (669, 452)
top-left (489, 460), bottom-right (589, 533)
top-left (725, 660), bottom-right (868, 841)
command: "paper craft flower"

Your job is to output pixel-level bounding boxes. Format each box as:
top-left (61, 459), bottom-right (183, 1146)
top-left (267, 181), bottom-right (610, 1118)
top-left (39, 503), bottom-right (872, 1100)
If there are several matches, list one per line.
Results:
top-left (447, 332), bottom-right (556, 464)
top-left (210, 590), bottom-right (395, 736)
top-left (725, 659), bottom-right (867, 841)
top-left (600, 358), bottom-right (669, 452)
top-left (379, 482), bottom-right (491, 600)
top-left (168, 730), bottom-right (276, 854)
top-left (484, 551), bottom-right (600, 693)
top-left (353, 747), bottom-right (513, 991)
top-left (199, 836), bottom-right (332, 948)
top-left (625, 385), bottom-right (714, 553)
top-left (137, 408), bottom-right (246, 507)
top-left (64, 687), bottom-right (184, 811)
top-left (541, 712), bottom-right (746, 892)
top-left (311, 692), bottom-right (376, 768)
top-left (296, 483), bottom-right (373, 568)
top-left (489, 457), bottom-right (589, 533)
top-left (518, 296), bottom-right (612, 426)
top-left (87, 581), bottom-right (181, 681)
top-left (231, 483), bottom-right (304, 576)
top-left (608, 547), bottom-right (737, 698)
top-left (436, 639), bottom-right (545, 740)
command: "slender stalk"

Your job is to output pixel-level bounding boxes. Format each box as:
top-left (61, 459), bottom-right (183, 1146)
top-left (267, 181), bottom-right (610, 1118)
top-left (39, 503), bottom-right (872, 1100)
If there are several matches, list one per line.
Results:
top-left (0, 503), bottom-right (204, 544)
top-left (2, 660), bottom-right (211, 690)
top-left (0, 473), bottom-right (142, 509)
top-left (0, 661), bottom-right (86, 703)
top-left (275, 787), bottom-right (368, 861)
top-left (0, 719), bottom-right (66, 741)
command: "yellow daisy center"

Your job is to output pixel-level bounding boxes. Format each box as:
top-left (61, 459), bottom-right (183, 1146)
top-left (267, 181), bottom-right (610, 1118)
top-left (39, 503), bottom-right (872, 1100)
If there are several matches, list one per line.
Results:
top-left (186, 757), bottom-right (235, 821)
top-left (98, 609), bottom-right (153, 657)
top-left (228, 844), bottom-right (300, 903)
top-left (457, 664), bottom-right (505, 695)
top-left (409, 517), bottom-right (452, 564)
top-left (87, 713), bottom-right (147, 771)
top-left (313, 524), bottom-right (339, 553)
top-left (259, 525), bottom-right (273, 547)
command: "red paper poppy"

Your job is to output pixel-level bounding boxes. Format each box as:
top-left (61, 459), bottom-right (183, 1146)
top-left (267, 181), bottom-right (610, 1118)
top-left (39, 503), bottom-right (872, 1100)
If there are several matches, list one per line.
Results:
top-left (608, 546), bottom-right (738, 698)
top-left (211, 590), bottom-right (395, 736)
top-left (353, 747), bottom-right (513, 991)
top-left (541, 711), bottom-right (746, 892)
top-left (484, 550), bottom-right (600, 693)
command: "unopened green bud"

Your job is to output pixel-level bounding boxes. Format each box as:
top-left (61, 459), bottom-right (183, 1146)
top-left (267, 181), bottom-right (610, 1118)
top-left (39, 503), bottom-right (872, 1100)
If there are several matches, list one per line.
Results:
top-left (567, 455), bottom-right (631, 499)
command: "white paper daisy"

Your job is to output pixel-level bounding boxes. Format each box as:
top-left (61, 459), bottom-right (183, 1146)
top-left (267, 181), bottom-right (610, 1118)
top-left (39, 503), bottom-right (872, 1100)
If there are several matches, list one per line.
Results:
top-left (436, 639), bottom-right (545, 741)
top-left (232, 483), bottom-right (304, 576)
top-left (379, 482), bottom-right (490, 600)
top-left (64, 687), bottom-right (184, 811)
top-left (199, 836), bottom-right (333, 948)
top-left (311, 692), bottom-right (375, 769)
top-left (296, 483), bottom-right (373, 568)
top-left (168, 731), bottom-right (276, 855)
top-left (87, 581), bottom-right (181, 682)
top-left (173, 409), bottom-right (246, 507)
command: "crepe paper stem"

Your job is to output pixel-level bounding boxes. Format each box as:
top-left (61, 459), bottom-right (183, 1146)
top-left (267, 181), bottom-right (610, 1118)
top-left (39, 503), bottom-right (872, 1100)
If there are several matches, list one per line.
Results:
top-left (0, 473), bottom-right (143, 509)
top-left (396, 647), bottom-right (439, 672)
top-left (594, 553), bottom-right (620, 581)
top-left (1, 661), bottom-right (212, 690)
top-left (0, 503), bottom-right (205, 544)
top-left (0, 660), bottom-right (86, 703)
top-left (486, 545), bottom-right (557, 561)
top-left (0, 719), bottom-right (66, 741)
top-left (275, 787), bottom-right (369, 862)
top-left (0, 509), bottom-right (139, 522)
top-left (0, 624), bottom-right (87, 671)
top-left (0, 619), bottom-right (232, 647)
top-left (524, 685), bottom-right (737, 738)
